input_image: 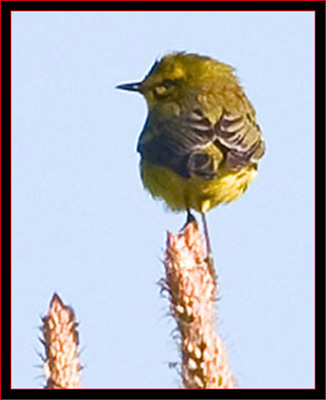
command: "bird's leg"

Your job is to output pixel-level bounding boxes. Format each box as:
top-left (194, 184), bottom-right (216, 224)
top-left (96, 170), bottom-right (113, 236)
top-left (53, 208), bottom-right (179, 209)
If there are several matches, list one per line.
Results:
top-left (201, 212), bottom-right (216, 281)
top-left (201, 212), bottom-right (212, 256)
top-left (181, 209), bottom-right (196, 231)
top-left (186, 209), bottom-right (196, 224)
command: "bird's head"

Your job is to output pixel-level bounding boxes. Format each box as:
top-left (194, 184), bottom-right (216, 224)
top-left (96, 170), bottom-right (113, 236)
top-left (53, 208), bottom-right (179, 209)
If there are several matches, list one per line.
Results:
top-left (117, 52), bottom-right (235, 111)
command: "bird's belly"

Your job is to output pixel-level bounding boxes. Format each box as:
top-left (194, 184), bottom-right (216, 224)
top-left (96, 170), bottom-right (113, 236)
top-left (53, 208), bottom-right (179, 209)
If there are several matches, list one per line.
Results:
top-left (140, 159), bottom-right (257, 212)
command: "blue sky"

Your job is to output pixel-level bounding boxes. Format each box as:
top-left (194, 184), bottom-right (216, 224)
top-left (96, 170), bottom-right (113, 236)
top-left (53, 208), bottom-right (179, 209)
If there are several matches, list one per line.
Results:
top-left (12, 11), bottom-right (314, 389)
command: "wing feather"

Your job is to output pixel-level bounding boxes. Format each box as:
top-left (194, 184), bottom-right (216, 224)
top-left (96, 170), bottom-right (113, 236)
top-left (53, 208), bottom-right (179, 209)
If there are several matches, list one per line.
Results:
top-left (137, 108), bottom-right (265, 179)
top-left (215, 112), bottom-right (265, 170)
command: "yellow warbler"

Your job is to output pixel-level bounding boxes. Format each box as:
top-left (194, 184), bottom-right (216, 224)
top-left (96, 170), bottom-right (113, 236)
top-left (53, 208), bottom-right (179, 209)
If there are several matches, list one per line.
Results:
top-left (117, 52), bottom-right (265, 258)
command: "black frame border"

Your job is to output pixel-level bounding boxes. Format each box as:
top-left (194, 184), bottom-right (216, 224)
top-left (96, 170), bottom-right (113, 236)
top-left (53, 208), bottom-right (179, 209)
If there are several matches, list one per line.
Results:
top-left (3, 1), bottom-right (324, 399)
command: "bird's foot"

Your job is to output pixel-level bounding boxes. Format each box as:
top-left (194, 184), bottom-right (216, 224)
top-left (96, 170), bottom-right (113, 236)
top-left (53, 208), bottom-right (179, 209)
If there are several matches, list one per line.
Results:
top-left (181, 209), bottom-right (197, 231)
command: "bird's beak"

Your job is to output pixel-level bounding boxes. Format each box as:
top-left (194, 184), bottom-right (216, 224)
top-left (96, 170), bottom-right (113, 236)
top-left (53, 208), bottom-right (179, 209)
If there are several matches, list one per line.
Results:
top-left (116, 82), bottom-right (142, 92)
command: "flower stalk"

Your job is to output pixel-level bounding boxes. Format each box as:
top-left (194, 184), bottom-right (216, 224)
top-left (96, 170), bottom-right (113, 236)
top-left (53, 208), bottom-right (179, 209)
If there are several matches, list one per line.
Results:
top-left (41, 293), bottom-right (82, 388)
top-left (163, 220), bottom-right (234, 388)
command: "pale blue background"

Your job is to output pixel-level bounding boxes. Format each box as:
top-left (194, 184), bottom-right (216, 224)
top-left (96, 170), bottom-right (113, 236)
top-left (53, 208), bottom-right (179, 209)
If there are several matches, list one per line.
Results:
top-left (12, 11), bottom-right (315, 389)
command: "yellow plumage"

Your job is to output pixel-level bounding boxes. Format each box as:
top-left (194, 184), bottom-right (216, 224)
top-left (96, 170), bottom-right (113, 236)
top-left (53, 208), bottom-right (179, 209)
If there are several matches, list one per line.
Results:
top-left (140, 160), bottom-right (257, 213)
top-left (117, 52), bottom-right (265, 215)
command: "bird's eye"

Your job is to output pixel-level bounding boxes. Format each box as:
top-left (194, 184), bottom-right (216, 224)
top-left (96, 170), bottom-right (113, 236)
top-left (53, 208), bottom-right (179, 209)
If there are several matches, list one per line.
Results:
top-left (162, 79), bottom-right (176, 88)
top-left (154, 79), bottom-right (178, 97)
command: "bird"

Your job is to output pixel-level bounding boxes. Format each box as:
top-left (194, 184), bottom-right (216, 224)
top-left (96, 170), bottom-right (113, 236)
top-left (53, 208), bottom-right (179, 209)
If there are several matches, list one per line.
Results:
top-left (117, 52), bottom-right (265, 265)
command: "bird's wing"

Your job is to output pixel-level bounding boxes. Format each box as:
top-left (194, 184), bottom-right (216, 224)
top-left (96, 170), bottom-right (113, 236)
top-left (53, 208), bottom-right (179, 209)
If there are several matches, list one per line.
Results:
top-left (137, 109), bottom-right (265, 180)
top-left (137, 110), bottom-right (216, 179)
top-left (215, 112), bottom-right (265, 171)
